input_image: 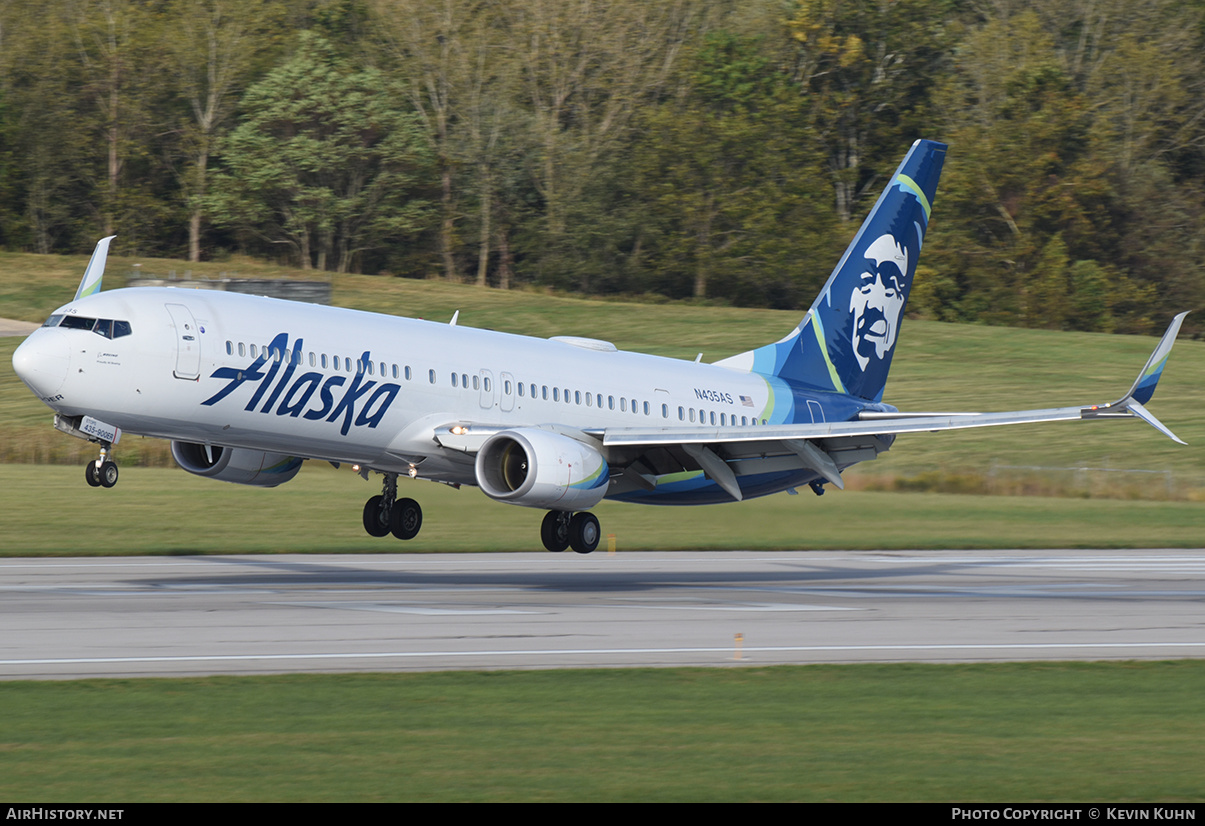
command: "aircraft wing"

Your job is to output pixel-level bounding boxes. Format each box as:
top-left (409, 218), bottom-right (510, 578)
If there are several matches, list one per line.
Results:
top-left (593, 313), bottom-right (1188, 500)
top-left (433, 314), bottom-right (1186, 503)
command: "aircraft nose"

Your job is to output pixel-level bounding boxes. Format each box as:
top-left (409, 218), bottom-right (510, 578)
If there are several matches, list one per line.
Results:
top-left (12, 329), bottom-right (71, 398)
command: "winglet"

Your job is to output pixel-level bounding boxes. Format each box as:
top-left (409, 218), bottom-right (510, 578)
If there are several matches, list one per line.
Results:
top-left (1121, 311), bottom-right (1188, 406)
top-left (1085, 312), bottom-right (1189, 444)
top-left (74, 236), bottom-right (116, 300)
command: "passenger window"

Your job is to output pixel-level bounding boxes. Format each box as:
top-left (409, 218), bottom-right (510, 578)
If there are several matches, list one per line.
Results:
top-left (405, 366), bottom-right (413, 380)
top-left (226, 340), bottom-right (233, 355)
top-left (452, 373), bottom-right (458, 387)
top-left (429, 369), bottom-right (437, 384)
top-left (239, 342), bottom-right (246, 357)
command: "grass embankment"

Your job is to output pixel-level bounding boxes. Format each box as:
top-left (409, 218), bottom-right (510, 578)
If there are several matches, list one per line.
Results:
top-left (2, 464), bottom-right (1202, 555)
top-left (2, 663), bottom-right (1203, 801)
top-left (3, 247), bottom-right (1204, 497)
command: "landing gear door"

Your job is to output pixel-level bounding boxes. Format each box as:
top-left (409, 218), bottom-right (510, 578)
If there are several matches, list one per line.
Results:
top-left (165, 303), bottom-right (201, 380)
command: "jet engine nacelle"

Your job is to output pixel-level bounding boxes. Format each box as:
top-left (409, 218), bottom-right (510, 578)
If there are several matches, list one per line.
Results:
top-left (171, 442), bottom-right (303, 487)
top-left (475, 429), bottom-right (609, 510)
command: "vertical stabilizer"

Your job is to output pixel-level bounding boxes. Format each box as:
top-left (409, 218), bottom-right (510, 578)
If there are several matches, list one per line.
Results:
top-left (74, 236), bottom-right (117, 301)
top-left (716, 140), bottom-right (946, 402)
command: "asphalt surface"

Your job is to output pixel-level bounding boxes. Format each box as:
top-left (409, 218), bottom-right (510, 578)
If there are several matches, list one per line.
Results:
top-left (2, 550), bottom-right (1204, 679)
top-left (0, 317), bottom-right (37, 337)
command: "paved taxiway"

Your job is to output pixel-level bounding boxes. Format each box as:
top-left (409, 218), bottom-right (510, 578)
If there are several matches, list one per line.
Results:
top-left (2, 550), bottom-right (1204, 679)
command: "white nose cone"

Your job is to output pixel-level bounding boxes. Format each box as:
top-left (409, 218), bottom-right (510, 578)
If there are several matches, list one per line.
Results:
top-left (12, 330), bottom-right (70, 398)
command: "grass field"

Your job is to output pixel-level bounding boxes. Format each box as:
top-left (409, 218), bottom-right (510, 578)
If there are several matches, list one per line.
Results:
top-left (2, 662), bottom-right (1204, 802)
top-left (2, 464), bottom-right (1203, 555)
top-left (3, 250), bottom-right (1205, 487)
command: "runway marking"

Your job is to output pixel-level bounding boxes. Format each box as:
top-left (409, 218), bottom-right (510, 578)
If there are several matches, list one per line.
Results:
top-left (278, 601), bottom-right (541, 615)
top-left (6, 641), bottom-right (1205, 668)
top-left (607, 601), bottom-right (860, 612)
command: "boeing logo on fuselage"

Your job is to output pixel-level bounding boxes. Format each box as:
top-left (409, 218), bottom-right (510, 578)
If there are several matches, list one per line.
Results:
top-left (201, 332), bottom-right (400, 435)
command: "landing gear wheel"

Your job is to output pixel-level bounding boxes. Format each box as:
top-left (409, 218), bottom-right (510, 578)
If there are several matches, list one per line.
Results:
top-left (390, 498), bottom-right (422, 540)
top-left (362, 495), bottom-right (391, 537)
top-left (541, 511), bottom-right (571, 553)
top-left (98, 461), bottom-right (118, 488)
top-left (85, 462), bottom-right (101, 487)
top-left (569, 511), bottom-right (600, 554)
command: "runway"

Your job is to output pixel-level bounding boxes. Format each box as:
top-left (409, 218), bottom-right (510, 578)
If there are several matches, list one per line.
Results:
top-left (2, 550), bottom-right (1205, 679)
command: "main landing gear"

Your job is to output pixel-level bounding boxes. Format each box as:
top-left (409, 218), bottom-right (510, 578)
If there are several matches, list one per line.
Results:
top-left (358, 473), bottom-right (599, 553)
top-left (362, 472), bottom-right (423, 541)
top-left (541, 510), bottom-right (600, 554)
top-left (83, 444), bottom-right (118, 489)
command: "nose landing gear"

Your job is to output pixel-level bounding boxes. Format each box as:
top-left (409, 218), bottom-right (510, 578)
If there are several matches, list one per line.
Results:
top-left (84, 444), bottom-right (118, 488)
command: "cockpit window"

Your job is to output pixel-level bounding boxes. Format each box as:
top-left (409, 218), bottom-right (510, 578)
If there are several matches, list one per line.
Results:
top-left (60, 315), bottom-right (95, 330)
top-left (49, 315), bottom-right (132, 338)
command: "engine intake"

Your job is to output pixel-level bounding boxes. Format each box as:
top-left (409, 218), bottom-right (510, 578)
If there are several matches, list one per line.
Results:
top-left (171, 442), bottom-right (303, 487)
top-left (475, 429), bottom-right (608, 510)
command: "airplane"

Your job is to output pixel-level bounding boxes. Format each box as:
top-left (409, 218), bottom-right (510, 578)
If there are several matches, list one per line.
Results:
top-left (11, 139), bottom-right (1189, 554)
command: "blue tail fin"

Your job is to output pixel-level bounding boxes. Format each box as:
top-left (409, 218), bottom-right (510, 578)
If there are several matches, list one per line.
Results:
top-left (716, 140), bottom-right (946, 402)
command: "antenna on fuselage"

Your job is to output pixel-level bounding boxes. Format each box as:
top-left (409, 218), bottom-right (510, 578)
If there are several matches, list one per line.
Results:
top-left (74, 236), bottom-right (117, 301)
top-left (449, 310), bottom-right (459, 326)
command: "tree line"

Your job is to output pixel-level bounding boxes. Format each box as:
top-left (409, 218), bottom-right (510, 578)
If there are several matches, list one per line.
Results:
top-left (1, 0), bottom-right (1202, 334)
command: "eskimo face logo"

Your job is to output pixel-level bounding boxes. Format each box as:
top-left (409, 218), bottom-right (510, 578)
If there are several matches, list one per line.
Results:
top-left (201, 332), bottom-right (400, 436)
top-left (849, 234), bottom-right (909, 371)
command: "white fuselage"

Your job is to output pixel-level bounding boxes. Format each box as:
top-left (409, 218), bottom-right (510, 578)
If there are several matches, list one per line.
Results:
top-left (15, 287), bottom-right (796, 493)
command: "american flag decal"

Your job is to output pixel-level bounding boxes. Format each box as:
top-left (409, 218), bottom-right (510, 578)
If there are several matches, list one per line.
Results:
top-left (740, 395), bottom-right (754, 407)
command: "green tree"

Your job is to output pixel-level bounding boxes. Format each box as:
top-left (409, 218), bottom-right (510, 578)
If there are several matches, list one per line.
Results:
top-left (161, 0), bottom-right (285, 262)
top-left (209, 32), bottom-right (434, 272)
top-left (625, 32), bottom-right (835, 306)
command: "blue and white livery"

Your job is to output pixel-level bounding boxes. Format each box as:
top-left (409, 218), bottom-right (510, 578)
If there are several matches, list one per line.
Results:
top-left (11, 140), bottom-right (1188, 553)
